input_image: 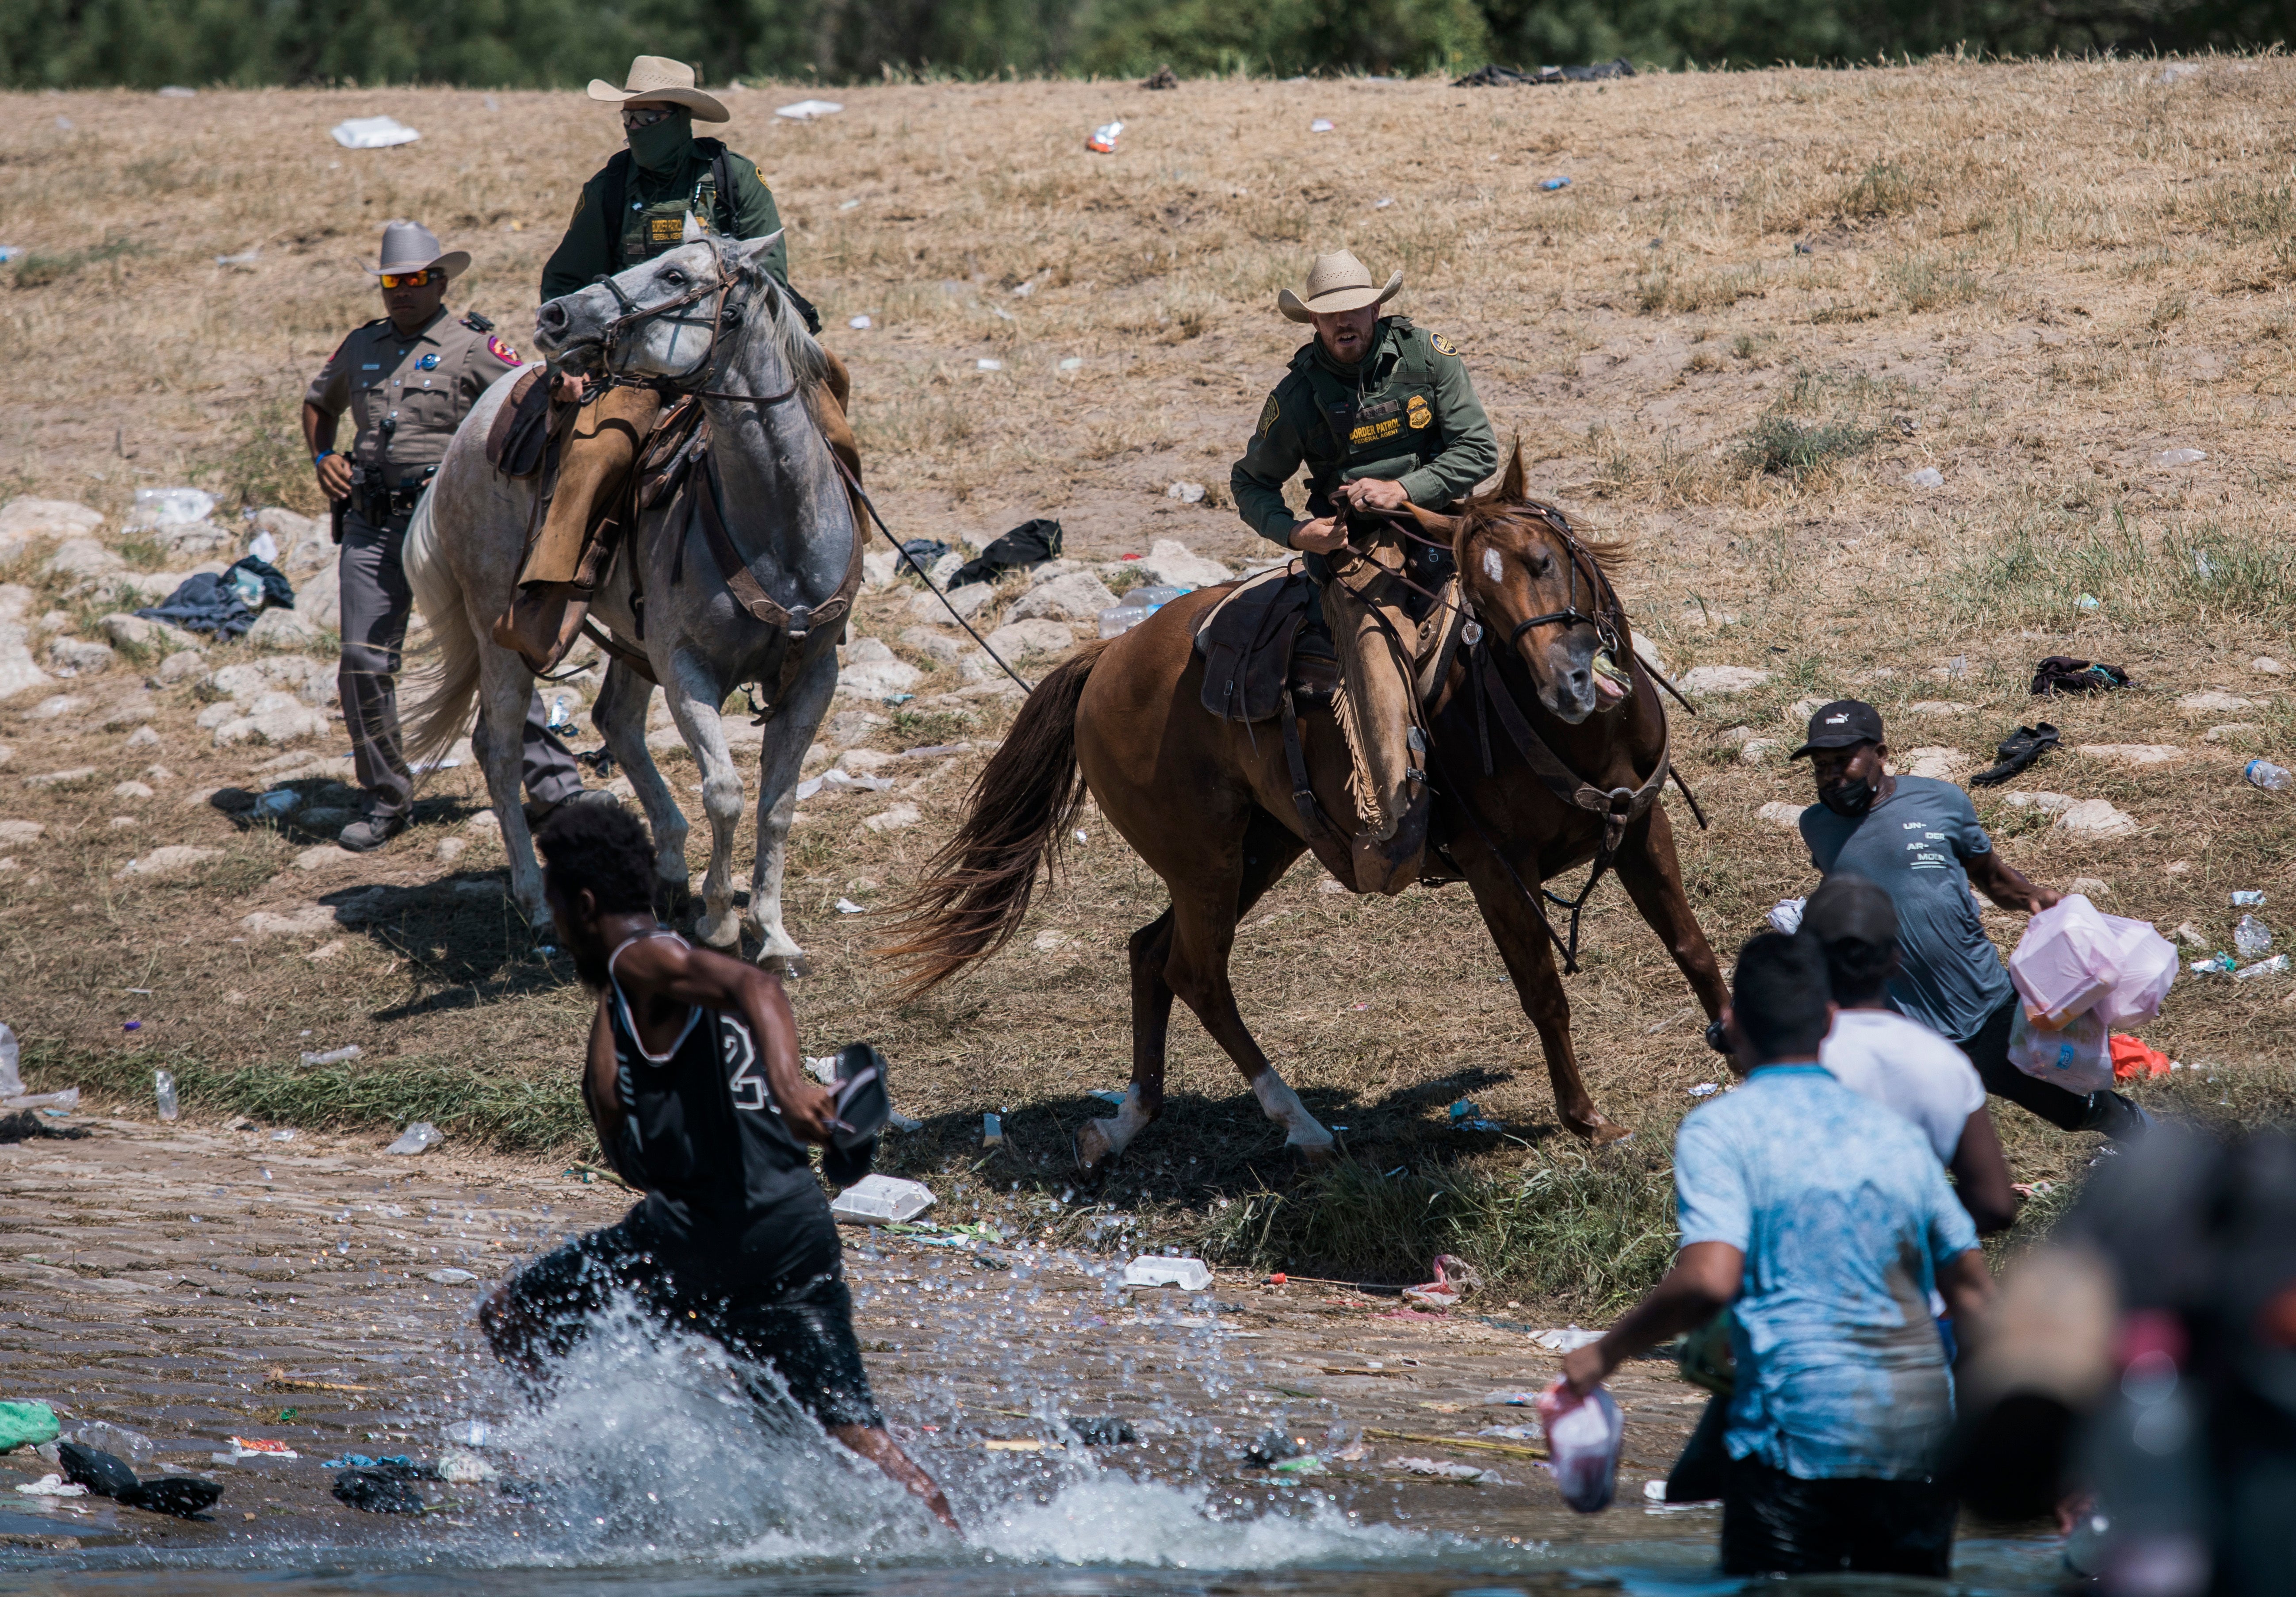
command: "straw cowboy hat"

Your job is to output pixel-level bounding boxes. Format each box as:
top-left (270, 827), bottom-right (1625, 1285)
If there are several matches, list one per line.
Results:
top-left (1277, 249), bottom-right (1403, 324)
top-left (362, 219), bottom-right (470, 280)
top-left (587, 55), bottom-right (730, 123)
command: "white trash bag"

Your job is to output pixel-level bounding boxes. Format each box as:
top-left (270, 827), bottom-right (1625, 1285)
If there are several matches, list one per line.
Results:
top-left (1536, 1379), bottom-right (1623, 1513)
top-left (2006, 894), bottom-right (2177, 1028)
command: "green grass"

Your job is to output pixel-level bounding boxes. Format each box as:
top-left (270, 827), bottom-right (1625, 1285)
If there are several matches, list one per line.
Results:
top-left (22, 1040), bottom-right (591, 1153)
top-left (1737, 413), bottom-right (1878, 483)
top-left (1940, 509), bottom-right (2296, 630)
top-left (11, 237), bottom-right (138, 291)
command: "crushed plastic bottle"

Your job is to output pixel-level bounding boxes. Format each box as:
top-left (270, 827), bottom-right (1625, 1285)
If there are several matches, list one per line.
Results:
top-left (2191, 952), bottom-right (2238, 974)
top-left (1096, 584), bottom-right (1192, 639)
top-left (385, 1122), bottom-right (442, 1156)
top-left (2233, 890), bottom-right (2268, 907)
top-left (300, 1045), bottom-right (360, 1066)
top-left (2235, 954), bottom-right (2290, 980)
top-left (547, 696), bottom-right (570, 731)
top-left (1086, 120), bottom-right (1123, 154)
top-left (2247, 759), bottom-right (2292, 793)
top-left (153, 1069), bottom-right (179, 1123)
top-left (2236, 915), bottom-right (2273, 959)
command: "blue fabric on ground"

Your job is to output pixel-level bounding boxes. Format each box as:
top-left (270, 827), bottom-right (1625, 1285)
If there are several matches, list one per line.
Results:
top-left (1672, 1064), bottom-right (1979, 1481)
top-left (134, 557), bottom-right (296, 640)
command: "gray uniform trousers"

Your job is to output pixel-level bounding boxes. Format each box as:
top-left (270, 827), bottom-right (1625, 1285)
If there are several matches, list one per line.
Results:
top-left (338, 509), bottom-right (583, 822)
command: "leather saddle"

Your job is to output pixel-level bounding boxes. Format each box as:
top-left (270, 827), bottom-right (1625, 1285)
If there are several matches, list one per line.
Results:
top-left (484, 368), bottom-right (556, 480)
top-left (1192, 561), bottom-right (1324, 724)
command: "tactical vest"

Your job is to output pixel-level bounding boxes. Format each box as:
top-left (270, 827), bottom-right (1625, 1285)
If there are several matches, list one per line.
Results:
top-left (601, 139), bottom-right (737, 273)
top-left (1291, 317), bottom-right (1447, 506)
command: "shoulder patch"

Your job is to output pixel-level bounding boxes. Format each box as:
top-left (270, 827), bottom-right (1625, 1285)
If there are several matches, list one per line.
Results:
top-left (1429, 331), bottom-right (1460, 357)
top-left (486, 335), bottom-right (522, 366)
top-left (460, 310), bottom-right (494, 333)
top-left (1255, 393), bottom-right (1282, 439)
top-left (571, 189), bottom-right (586, 220)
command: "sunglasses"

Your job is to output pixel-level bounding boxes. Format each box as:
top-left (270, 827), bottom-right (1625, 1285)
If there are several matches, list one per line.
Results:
top-left (378, 269), bottom-right (434, 289)
top-left (621, 105), bottom-right (677, 130)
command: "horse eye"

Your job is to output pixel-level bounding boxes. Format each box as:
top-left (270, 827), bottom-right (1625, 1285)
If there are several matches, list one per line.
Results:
top-left (662, 269), bottom-right (685, 286)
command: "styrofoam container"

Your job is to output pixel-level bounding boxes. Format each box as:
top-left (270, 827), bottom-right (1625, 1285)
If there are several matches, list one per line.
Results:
top-left (829, 1173), bottom-right (935, 1225)
top-left (1123, 1255), bottom-right (1212, 1291)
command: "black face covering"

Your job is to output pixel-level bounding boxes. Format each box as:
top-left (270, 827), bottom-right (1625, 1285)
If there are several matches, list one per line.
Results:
top-left (1821, 776), bottom-right (1876, 818)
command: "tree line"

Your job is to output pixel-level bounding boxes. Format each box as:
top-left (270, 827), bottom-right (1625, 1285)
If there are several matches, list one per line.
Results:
top-left (4, 0), bottom-right (2288, 88)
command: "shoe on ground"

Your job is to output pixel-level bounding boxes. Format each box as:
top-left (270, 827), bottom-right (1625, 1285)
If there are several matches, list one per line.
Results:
top-left (337, 814), bottom-right (407, 853)
top-left (524, 787), bottom-right (620, 827)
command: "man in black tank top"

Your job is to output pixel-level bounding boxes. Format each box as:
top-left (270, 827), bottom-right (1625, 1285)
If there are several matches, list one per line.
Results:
top-left (480, 803), bottom-right (957, 1533)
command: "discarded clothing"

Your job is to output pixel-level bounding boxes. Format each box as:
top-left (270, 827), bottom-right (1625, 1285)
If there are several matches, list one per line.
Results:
top-left (1967, 722), bottom-right (2060, 788)
top-left (898, 538), bottom-right (949, 571)
top-left (59, 1441), bottom-right (138, 1497)
top-left (0, 1400), bottom-right (59, 1451)
top-left (2030, 657), bottom-right (2131, 697)
top-left (2110, 1033), bottom-right (2174, 1083)
top-left (115, 1477), bottom-right (223, 1518)
top-left (134, 557), bottom-right (294, 641)
top-left (1454, 59), bottom-right (1634, 87)
top-left (0, 1111), bottom-right (89, 1143)
top-left (333, 1467), bottom-right (424, 1513)
top-left (951, 517), bottom-right (1063, 590)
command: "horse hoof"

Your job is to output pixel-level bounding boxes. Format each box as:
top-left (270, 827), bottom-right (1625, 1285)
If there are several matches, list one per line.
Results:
top-left (695, 911), bottom-right (742, 950)
top-left (1286, 1132), bottom-right (1337, 1163)
top-left (761, 954), bottom-right (809, 980)
top-left (1573, 1116), bottom-right (1634, 1147)
top-left (1075, 1118), bottom-right (1117, 1172)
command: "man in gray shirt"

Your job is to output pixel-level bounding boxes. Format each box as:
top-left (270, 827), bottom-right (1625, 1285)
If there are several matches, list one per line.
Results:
top-left (1793, 699), bottom-right (2147, 1141)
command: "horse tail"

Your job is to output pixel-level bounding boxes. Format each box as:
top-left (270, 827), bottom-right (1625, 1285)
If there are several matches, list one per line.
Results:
top-left (397, 490), bottom-right (483, 772)
top-left (880, 639), bottom-right (1112, 994)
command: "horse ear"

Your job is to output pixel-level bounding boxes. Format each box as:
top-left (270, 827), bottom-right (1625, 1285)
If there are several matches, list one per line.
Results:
top-left (1398, 501), bottom-right (1459, 542)
top-left (1497, 438), bottom-right (1529, 504)
top-left (735, 230), bottom-right (785, 274)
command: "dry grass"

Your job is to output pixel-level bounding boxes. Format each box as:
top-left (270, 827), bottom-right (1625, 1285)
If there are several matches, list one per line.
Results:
top-left (7, 58), bottom-right (2296, 1303)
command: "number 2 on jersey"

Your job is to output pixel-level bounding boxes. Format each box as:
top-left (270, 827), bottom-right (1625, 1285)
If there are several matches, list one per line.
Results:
top-left (723, 1019), bottom-right (770, 1112)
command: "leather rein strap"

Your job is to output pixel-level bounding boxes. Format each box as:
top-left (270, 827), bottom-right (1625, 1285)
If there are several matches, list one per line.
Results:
top-left (695, 446), bottom-right (864, 720)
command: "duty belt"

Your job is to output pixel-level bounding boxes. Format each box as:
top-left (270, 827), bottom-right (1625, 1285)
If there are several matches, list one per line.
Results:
top-left (352, 469), bottom-right (435, 521)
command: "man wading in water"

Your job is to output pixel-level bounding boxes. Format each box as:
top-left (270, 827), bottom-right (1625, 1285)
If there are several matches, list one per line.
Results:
top-left (480, 804), bottom-right (957, 1532)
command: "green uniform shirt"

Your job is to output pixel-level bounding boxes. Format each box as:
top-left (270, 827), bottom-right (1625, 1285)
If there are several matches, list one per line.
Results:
top-left (1229, 317), bottom-right (1497, 548)
top-left (540, 139), bottom-right (787, 303)
top-left (305, 308), bottom-right (525, 483)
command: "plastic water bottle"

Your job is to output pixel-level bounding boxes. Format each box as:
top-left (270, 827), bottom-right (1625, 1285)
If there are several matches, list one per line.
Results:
top-left (547, 696), bottom-right (570, 731)
top-left (2236, 915), bottom-right (2274, 959)
top-left (2247, 759), bottom-right (2292, 792)
top-left (153, 1069), bottom-right (179, 1122)
top-left (0, 1023), bottom-right (19, 1099)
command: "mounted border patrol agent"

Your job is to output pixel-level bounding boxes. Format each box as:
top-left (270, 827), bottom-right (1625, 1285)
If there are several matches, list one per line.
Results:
top-left (1229, 249), bottom-right (1498, 889)
top-left (497, 55), bottom-right (861, 674)
top-left (302, 220), bottom-right (607, 852)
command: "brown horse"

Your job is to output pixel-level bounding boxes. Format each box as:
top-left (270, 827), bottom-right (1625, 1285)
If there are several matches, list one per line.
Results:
top-left (885, 450), bottom-right (1729, 1169)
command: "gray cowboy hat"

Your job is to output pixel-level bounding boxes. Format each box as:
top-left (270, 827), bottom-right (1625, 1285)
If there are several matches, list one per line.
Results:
top-left (363, 219), bottom-right (470, 280)
top-left (587, 55), bottom-right (730, 123)
top-left (1277, 249), bottom-right (1403, 324)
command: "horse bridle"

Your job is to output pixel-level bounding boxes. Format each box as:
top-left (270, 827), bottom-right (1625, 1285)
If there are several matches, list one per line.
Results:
top-left (1489, 511), bottom-right (1625, 661)
top-left (585, 237), bottom-right (799, 406)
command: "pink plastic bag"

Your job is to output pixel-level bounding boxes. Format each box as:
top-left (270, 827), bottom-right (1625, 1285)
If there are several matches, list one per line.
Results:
top-left (1536, 1379), bottom-right (1622, 1512)
top-left (2007, 895), bottom-right (2177, 1027)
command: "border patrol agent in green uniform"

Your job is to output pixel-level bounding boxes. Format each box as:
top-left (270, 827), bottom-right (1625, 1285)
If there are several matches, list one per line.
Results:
top-left (302, 221), bottom-right (602, 853)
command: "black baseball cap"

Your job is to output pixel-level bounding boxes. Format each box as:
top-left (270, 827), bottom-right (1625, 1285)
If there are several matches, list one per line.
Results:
top-left (1790, 699), bottom-right (1886, 759)
top-left (1801, 872), bottom-right (1898, 950)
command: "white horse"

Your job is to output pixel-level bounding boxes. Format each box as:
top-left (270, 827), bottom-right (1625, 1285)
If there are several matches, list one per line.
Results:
top-left (402, 234), bottom-right (854, 967)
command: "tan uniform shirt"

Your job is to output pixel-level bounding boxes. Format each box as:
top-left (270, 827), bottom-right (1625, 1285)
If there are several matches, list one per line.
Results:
top-left (305, 309), bottom-right (525, 485)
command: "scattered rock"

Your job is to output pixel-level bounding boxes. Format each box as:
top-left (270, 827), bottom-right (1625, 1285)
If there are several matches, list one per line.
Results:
top-left (1719, 725), bottom-right (1756, 747)
top-left (2055, 799), bottom-right (2139, 838)
top-left (827, 710), bottom-right (887, 743)
top-left (1165, 481), bottom-right (1207, 503)
top-left (293, 845), bottom-right (360, 870)
top-left (2174, 921), bottom-right (2209, 948)
top-left (1756, 800), bottom-right (1804, 830)
top-left (28, 695), bottom-right (86, 721)
top-left (44, 639), bottom-right (115, 677)
top-left (861, 548), bottom-right (899, 590)
top-left (246, 608), bottom-right (323, 649)
top-left (864, 803), bottom-right (922, 832)
top-left (2178, 689), bottom-right (2257, 715)
top-left (910, 583), bottom-right (995, 625)
top-left (99, 613), bottom-right (203, 654)
top-left (1009, 570), bottom-right (1117, 624)
top-left (1033, 928), bottom-right (1070, 950)
top-left (0, 820), bottom-right (45, 843)
top-left (107, 815), bottom-right (138, 830)
top-left (2069, 877), bottom-right (2112, 897)
top-left (838, 654), bottom-right (924, 698)
top-left (207, 656), bottom-right (330, 705)
top-left (2205, 723), bottom-right (2262, 743)
top-left (1739, 739), bottom-right (1779, 764)
top-left (899, 626), bottom-right (965, 663)
top-left (2002, 791), bottom-right (2077, 814)
top-left (111, 781), bottom-right (153, 800)
top-left (2077, 744), bottom-right (2185, 766)
top-left (114, 845), bottom-right (221, 879)
top-left (2251, 657), bottom-right (2288, 676)
top-left (2153, 448), bottom-right (2206, 467)
top-left (1897, 747), bottom-right (1970, 781)
top-left (1905, 701), bottom-right (1971, 716)
top-left (240, 904), bottom-right (339, 938)
top-left (1133, 539), bottom-right (1233, 589)
top-left (1682, 666), bottom-right (1772, 695)
top-left (1902, 467), bottom-right (1944, 489)
top-left (434, 837), bottom-right (466, 865)
top-left (43, 539), bottom-right (123, 581)
top-left (0, 622), bottom-right (46, 703)
top-left (307, 938), bottom-right (347, 961)
top-left (0, 498), bottom-right (102, 551)
top-left (985, 618), bottom-right (1077, 659)
top-left (213, 705), bottom-right (331, 748)
top-left (154, 651), bottom-right (207, 685)
top-left (24, 766), bottom-right (97, 788)
top-left (839, 748), bottom-right (897, 773)
top-left (1632, 636), bottom-right (1668, 676)
top-left (125, 725), bottom-right (160, 747)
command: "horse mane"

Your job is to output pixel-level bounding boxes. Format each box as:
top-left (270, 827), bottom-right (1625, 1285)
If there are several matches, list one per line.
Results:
top-left (752, 262), bottom-right (831, 409)
top-left (1454, 449), bottom-right (1634, 578)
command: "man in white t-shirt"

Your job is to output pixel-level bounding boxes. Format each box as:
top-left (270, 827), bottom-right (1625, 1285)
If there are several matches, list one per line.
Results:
top-left (1805, 873), bottom-right (2017, 1235)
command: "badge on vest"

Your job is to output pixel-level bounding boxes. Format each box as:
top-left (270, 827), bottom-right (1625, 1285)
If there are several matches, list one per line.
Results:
top-left (417, 353), bottom-right (440, 370)
top-left (486, 335), bottom-right (522, 365)
top-left (1407, 393), bottom-right (1433, 430)
top-left (648, 215), bottom-right (685, 243)
top-left (1430, 332), bottom-right (1460, 357)
top-left (1256, 394), bottom-right (1281, 438)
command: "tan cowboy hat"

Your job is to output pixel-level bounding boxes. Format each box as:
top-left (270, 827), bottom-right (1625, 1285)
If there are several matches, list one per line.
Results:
top-left (363, 219), bottom-right (470, 280)
top-left (1277, 249), bottom-right (1403, 324)
top-left (587, 55), bottom-right (730, 123)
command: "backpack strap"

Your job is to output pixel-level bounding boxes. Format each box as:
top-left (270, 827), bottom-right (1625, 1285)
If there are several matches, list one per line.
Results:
top-left (598, 150), bottom-right (633, 269)
top-left (695, 138), bottom-right (738, 237)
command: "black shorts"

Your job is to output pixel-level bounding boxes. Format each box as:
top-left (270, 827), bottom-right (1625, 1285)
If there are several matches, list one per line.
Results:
top-left (490, 1198), bottom-right (883, 1432)
top-left (1721, 1455), bottom-right (1957, 1578)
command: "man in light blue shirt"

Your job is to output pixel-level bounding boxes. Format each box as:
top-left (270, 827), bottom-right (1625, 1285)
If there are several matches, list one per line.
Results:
top-left (1563, 931), bottom-right (1994, 1577)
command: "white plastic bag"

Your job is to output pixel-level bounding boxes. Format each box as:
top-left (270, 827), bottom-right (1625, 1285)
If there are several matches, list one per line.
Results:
top-left (1536, 1379), bottom-right (1622, 1512)
top-left (2007, 894), bottom-right (2176, 1026)
top-left (2007, 1007), bottom-right (2113, 1095)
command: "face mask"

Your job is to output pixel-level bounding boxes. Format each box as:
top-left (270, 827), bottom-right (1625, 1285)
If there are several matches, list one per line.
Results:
top-left (1821, 776), bottom-right (1875, 818)
top-left (626, 109), bottom-right (693, 173)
